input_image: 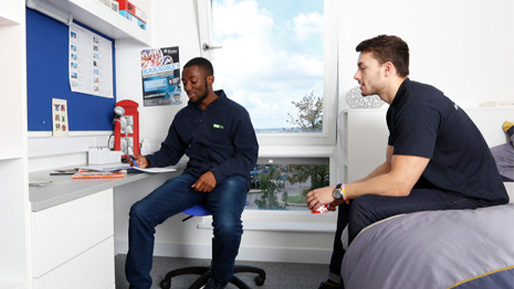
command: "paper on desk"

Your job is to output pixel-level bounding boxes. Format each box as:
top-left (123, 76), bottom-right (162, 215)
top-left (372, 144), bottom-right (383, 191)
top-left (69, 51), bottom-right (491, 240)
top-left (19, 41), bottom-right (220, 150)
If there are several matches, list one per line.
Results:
top-left (130, 166), bottom-right (177, 173)
top-left (80, 163), bottom-right (177, 174)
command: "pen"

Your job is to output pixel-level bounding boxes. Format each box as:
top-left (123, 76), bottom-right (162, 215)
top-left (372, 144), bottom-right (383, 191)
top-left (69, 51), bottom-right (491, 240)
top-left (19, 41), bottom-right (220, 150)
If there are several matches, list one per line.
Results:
top-left (129, 155), bottom-right (139, 168)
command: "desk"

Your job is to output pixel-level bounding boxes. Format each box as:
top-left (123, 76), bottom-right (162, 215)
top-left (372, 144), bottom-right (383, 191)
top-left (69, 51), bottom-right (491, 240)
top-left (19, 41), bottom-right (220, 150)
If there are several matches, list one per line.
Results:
top-left (29, 167), bottom-right (182, 289)
top-left (29, 169), bottom-right (172, 212)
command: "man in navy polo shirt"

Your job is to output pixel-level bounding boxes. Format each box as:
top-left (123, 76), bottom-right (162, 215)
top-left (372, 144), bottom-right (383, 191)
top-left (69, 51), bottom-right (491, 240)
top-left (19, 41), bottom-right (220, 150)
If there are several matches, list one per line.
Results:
top-left (307, 35), bottom-right (509, 289)
top-left (125, 57), bottom-right (258, 289)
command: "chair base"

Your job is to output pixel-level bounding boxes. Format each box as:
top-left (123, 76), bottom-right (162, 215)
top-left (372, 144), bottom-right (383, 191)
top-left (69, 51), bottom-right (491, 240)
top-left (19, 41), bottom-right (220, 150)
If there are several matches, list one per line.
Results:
top-left (160, 264), bottom-right (266, 289)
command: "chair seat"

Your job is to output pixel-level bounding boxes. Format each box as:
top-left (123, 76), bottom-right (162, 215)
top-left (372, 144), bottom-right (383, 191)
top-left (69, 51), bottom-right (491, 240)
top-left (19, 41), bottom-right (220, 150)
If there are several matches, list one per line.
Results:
top-left (160, 203), bottom-right (266, 289)
top-left (183, 204), bottom-right (211, 217)
top-left (183, 202), bottom-right (250, 217)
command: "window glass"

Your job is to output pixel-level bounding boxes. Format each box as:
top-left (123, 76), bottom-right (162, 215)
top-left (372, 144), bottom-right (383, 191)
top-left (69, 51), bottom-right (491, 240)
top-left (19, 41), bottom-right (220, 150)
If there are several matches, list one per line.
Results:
top-left (247, 160), bottom-right (329, 211)
top-left (211, 0), bottom-right (324, 133)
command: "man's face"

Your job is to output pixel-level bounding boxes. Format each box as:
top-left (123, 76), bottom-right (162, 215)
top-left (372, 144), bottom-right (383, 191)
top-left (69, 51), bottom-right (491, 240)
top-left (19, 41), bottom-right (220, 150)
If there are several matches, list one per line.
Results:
top-left (353, 51), bottom-right (386, 97)
top-left (182, 65), bottom-right (212, 105)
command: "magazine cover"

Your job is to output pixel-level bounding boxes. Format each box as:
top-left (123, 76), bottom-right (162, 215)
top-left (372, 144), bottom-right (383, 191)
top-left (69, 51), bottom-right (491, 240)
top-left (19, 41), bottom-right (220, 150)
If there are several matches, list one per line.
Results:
top-left (140, 46), bottom-right (181, 106)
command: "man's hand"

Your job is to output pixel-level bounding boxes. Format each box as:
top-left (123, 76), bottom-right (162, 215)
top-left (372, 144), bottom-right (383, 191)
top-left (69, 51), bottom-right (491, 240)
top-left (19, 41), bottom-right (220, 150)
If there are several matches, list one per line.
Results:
top-left (306, 185), bottom-right (339, 211)
top-left (130, 154), bottom-right (149, 169)
top-left (192, 171), bottom-right (217, 193)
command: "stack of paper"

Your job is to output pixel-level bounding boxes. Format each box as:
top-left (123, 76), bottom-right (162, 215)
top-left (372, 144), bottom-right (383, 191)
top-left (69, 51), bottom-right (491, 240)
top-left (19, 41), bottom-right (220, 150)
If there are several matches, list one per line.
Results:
top-left (79, 163), bottom-right (177, 174)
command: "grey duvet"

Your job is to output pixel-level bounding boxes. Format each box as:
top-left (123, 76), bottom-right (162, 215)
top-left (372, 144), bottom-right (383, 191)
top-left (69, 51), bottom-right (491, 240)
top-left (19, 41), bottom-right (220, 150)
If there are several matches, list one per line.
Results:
top-left (341, 203), bottom-right (514, 289)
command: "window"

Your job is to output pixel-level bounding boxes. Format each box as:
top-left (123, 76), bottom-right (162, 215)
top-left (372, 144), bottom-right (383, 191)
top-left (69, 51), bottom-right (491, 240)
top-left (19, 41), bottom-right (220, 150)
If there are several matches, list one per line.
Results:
top-left (247, 158), bottom-right (329, 211)
top-left (205, 0), bottom-right (338, 147)
top-left (198, 0), bottom-right (339, 216)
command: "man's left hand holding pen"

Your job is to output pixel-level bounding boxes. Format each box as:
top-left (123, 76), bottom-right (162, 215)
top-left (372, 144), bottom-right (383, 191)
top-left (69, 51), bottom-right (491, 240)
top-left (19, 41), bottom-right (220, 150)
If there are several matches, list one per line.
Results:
top-left (129, 154), bottom-right (149, 169)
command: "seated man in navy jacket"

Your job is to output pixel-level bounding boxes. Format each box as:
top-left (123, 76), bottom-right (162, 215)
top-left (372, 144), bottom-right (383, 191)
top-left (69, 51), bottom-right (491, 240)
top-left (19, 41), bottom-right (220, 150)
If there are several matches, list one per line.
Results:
top-left (126, 57), bottom-right (259, 289)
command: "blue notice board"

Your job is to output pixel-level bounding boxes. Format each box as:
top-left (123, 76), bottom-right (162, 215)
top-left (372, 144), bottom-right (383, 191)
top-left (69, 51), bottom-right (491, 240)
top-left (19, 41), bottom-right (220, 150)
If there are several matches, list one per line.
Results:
top-left (26, 8), bottom-right (117, 131)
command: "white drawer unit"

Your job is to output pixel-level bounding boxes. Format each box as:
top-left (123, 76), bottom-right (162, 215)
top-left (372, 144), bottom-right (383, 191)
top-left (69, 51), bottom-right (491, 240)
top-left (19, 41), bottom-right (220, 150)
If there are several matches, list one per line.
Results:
top-left (31, 188), bottom-right (115, 289)
top-left (32, 236), bottom-right (115, 289)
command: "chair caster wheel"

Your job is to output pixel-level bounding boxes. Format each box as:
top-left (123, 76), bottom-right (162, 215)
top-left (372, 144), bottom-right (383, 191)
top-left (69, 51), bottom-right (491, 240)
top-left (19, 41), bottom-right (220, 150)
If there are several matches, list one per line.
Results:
top-left (254, 275), bottom-right (265, 286)
top-left (160, 279), bottom-right (171, 289)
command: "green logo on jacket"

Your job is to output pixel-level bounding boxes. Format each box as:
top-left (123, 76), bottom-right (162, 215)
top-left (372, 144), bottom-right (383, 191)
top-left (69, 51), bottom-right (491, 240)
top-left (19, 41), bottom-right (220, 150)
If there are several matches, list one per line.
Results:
top-left (213, 123), bottom-right (224, 130)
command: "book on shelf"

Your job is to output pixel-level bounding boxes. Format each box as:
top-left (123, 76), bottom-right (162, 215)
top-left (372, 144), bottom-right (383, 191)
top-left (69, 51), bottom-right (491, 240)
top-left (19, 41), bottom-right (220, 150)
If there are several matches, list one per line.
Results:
top-left (72, 169), bottom-right (127, 179)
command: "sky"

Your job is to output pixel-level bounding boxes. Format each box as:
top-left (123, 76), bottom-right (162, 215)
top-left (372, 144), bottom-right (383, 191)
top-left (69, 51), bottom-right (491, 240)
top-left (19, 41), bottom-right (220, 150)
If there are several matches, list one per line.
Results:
top-left (211, 0), bottom-right (324, 130)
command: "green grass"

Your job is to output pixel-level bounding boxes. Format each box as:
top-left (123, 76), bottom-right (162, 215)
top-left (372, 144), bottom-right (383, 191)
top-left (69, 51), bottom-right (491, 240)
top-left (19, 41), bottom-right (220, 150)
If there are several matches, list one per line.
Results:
top-left (287, 195), bottom-right (307, 204)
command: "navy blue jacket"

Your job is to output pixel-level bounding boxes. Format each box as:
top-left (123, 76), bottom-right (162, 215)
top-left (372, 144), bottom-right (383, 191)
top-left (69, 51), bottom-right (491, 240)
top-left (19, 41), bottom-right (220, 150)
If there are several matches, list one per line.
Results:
top-left (387, 78), bottom-right (508, 204)
top-left (146, 90), bottom-right (259, 184)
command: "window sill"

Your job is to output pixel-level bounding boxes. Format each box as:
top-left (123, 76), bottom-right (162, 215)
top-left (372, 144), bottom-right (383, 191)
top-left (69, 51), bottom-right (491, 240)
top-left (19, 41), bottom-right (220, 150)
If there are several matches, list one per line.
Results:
top-left (198, 210), bottom-right (337, 233)
top-left (258, 145), bottom-right (335, 159)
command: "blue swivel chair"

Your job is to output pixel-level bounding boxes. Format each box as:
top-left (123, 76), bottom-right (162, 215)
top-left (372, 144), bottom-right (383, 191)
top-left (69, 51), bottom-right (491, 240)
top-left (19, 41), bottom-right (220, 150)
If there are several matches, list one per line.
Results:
top-left (159, 203), bottom-right (266, 289)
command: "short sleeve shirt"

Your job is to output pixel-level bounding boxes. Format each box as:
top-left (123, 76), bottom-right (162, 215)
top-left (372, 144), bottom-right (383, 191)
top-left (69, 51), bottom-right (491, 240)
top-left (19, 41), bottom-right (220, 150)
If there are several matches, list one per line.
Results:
top-left (386, 79), bottom-right (508, 204)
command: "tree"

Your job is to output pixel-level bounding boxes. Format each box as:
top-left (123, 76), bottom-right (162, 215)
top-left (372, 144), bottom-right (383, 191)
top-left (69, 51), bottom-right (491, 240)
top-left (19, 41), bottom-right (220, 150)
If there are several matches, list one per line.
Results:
top-left (286, 89), bottom-right (329, 196)
top-left (288, 164), bottom-right (329, 196)
top-left (286, 90), bottom-right (323, 132)
top-left (254, 89), bottom-right (328, 209)
top-left (254, 165), bottom-right (288, 209)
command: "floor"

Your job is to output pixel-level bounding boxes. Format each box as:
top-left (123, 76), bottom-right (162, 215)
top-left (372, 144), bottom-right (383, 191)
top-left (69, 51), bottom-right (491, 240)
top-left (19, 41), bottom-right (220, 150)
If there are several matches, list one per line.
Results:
top-left (115, 254), bottom-right (329, 289)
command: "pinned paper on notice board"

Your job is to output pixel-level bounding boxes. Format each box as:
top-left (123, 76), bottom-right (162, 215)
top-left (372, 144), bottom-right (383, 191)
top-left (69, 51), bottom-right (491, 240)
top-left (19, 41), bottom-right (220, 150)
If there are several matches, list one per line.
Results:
top-left (52, 98), bottom-right (69, 137)
top-left (68, 23), bottom-right (113, 98)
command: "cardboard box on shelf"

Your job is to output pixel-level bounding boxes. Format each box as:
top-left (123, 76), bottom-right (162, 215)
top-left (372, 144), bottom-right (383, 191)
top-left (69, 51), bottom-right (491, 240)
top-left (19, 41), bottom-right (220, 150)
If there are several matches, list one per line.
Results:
top-left (119, 10), bottom-right (146, 31)
top-left (116, 0), bottom-right (147, 23)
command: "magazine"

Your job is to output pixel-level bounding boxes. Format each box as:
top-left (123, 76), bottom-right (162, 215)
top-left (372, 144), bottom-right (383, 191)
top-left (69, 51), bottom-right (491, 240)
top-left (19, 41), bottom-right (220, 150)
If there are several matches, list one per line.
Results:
top-left (72, 169), bottom-right (126, 179)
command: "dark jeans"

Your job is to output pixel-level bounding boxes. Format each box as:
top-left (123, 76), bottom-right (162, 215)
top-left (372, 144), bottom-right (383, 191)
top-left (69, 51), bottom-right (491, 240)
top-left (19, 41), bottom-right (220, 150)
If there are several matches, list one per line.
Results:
top-left (125, 174), bottom-right (248, 289)
top-left (328, 188), bottom-right (488, 287)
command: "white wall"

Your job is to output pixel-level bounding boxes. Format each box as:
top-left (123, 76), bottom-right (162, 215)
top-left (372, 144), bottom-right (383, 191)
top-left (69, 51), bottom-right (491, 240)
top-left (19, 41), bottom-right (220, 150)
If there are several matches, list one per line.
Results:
top-left (115, 0), bottom-right (203, 149)
top-left (338, 0), bottom-right (514, 108)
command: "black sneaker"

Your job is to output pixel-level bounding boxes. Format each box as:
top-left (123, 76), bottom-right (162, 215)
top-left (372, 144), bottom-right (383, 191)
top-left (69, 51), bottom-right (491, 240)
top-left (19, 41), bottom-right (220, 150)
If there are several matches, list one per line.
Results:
top-left (317, 281), bottom-right (341, 289)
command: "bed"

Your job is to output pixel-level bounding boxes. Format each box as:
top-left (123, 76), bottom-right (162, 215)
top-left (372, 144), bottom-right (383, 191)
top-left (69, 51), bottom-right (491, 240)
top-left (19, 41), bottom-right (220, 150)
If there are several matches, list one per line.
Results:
top-left (341, 187), bottom-right (514, 289)
top-left (340, 111), bottom-right (514, 289)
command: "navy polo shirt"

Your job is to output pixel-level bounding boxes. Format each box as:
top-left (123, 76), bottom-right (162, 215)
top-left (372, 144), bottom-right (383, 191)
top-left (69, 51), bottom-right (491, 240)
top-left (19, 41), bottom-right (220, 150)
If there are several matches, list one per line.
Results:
top-left (387, 79), bottom-right (508, 204)
top-left (145, 90), bottom-right (259, 184)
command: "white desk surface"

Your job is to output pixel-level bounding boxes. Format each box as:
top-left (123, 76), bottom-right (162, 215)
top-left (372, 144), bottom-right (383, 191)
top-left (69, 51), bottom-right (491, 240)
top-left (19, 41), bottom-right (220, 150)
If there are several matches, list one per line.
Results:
top-left (29, 165), bottom-right (183, 212)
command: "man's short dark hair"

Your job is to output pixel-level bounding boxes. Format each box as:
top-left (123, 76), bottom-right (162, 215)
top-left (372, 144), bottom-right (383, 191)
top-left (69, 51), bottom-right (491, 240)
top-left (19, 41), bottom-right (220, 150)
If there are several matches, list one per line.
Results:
top-left (184, 57), bottom-right (214, 76)
top-left (356, 35), bottom-right (409, 77)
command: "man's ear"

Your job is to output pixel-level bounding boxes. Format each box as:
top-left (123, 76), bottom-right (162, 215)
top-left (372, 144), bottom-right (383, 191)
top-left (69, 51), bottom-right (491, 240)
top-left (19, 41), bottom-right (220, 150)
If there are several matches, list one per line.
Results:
top-left (383, 62), bottom-right (395, 77)
top-left (207, 75), bottom-right (215, 86)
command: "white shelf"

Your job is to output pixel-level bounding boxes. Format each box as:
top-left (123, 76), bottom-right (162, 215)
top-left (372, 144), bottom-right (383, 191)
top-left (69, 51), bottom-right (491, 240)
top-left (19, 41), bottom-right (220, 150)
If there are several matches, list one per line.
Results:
top-left (0, 150), bottom-right (24, 161)
top-left (0, 15), bottom-right (18, 26)
top-left (34, 0), bottom-right (151, 45)
top-left (0, 280), bottom-right (26, 289)
top-left (0, 2), bottom-right (23, 24)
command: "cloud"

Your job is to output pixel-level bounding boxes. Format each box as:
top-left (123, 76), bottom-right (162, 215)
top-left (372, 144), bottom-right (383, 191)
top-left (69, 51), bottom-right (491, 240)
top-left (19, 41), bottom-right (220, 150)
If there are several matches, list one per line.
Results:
top-left (211, 0), bottom-right (323, 129)
top-left (293, 11), bottom-right (324, 41)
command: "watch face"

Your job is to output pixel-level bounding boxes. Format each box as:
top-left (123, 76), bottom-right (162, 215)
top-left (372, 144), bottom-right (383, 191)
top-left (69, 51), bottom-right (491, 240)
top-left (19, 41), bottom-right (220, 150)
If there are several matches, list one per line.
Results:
top-left (333, 188), bottom-right (343, 199)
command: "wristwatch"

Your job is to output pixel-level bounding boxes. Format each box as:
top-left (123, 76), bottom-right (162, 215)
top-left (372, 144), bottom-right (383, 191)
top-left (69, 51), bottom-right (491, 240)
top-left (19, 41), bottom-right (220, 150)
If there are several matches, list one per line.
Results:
top-left (332, 183), bottom-right (343, 200)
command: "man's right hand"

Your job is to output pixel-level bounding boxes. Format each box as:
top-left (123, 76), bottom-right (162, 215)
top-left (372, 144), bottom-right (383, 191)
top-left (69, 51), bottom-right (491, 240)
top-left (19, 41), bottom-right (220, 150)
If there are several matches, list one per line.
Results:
top-left (131, 154), bottom-right (149, 168)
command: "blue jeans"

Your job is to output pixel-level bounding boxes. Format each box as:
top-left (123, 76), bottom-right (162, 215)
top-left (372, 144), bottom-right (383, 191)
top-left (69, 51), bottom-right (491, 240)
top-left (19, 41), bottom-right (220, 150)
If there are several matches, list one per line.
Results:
top-left (125, 174), bottom-right (248, 289)
top-left (328, 188), bottom-right (489, 288)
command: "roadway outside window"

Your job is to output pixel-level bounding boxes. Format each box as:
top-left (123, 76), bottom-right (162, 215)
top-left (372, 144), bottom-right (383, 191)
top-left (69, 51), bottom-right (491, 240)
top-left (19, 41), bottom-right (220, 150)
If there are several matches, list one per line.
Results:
top-left (247, 158), bottom-right (329, 211)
